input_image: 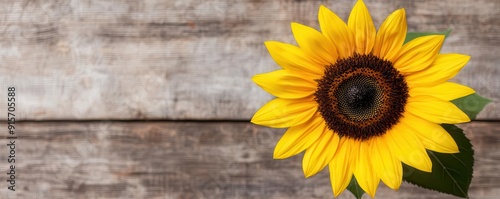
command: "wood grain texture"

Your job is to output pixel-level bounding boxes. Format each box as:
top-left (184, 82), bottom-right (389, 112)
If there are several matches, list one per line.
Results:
top-left (0, 0), bottom-right (498, 120)
top-left (0, 121), bottom-right (498, 198)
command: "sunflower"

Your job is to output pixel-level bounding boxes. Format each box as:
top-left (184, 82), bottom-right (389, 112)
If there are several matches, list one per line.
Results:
top-left (251, 0), bottom-right (474, 197)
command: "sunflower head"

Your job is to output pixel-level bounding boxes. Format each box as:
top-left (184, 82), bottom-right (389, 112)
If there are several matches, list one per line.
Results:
top-left (252, 0), bottom-right (473, 198)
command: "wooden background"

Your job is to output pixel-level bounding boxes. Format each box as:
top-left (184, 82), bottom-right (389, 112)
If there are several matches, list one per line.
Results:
top-left (0, 0), bottom-right (498, 198)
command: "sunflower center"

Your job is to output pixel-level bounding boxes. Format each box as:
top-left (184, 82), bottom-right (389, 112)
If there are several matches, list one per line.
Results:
top-left (315, 53), bottom-right (408, 141)
top-left (336, 75), bottom-right (382, 121)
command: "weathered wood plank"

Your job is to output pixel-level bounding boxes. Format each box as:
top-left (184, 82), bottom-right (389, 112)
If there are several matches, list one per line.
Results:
top-left (0, 121), bottom-right (498, 198)
top-left (0, 0), bottom-right (498, 120)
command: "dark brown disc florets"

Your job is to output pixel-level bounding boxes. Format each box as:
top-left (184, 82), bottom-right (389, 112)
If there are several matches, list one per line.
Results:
top-left (314, 53), bottom-right (408, 141)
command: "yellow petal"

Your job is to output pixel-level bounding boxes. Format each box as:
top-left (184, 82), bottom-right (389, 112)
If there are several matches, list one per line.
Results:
top-left (251, 97), bottom-right (317, 128)
top-left (303, 131), bottom-right (339, 178)
top-left (252, 70), bottom-right (317, 99)
top-left (394, 35), bottom-right (444, 74)
top-left (406, 54), bottom-right (471, 87)
top-left (371, 137), bottom-right (403, 190)
top-left (385, 123), bottom-right (433, 172)
top-left (406, 95), bottom-right (471, 124)
top-left (264, 41), bottom-right (324, 76)
top-left (354, 141), bottom-right (379, 198)
top-left (329, 138), bottom-right (356, 197)
top-left (318, 5), bottom-right (355, 58)
top-left (402, 113), bottom-right (459, 153)
top-left (409, 82), bottom-right (475, 101)
top-left (373, 8), bottom-right (407, 62)
top-left (348, 0), bottom-right (376, 54)
top-left (273, 114), bottom-right (325, 159)
top-left (291, 22), bottom-right (337, 65)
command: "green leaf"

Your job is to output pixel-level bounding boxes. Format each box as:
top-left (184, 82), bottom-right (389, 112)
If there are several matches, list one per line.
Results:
top-left (404, 29), bottom-right (452, 44)
top-left (403, 124), bottom-right (473, 198)
top-left (346, 176), bottom-right (365, 199)
top-left (452, 93), bottom-right (492, 120)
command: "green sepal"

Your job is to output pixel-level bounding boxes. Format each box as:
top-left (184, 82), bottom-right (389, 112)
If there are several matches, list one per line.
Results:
top-left (403, 124), bottom-right (473, 198)
top-left (452, 93), bottom-right (492, 120)
top-left (404, 29), bottom-right (452, 44)
top-left (346, 176), bottom-right (365, 199)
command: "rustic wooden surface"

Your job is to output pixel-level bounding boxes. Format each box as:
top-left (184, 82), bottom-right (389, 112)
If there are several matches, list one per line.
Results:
top-left (0, 121), bottom-right (497, 199)
top-left (0, 0), bottom-right (498, 199)
top-left (0, 0), bottom-right (498, 120)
